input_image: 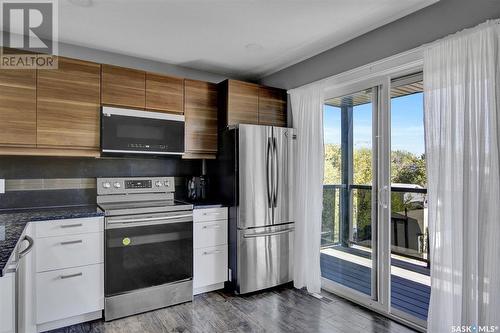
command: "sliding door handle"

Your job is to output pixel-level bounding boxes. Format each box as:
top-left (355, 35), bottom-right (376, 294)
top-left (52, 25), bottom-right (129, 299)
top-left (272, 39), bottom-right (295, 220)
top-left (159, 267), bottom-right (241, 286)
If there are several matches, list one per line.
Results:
top-left (378, 186), bottom-right (389, 209)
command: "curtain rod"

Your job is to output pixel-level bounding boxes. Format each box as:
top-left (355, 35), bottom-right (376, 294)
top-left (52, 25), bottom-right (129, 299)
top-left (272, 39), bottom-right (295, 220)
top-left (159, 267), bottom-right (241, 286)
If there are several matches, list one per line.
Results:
top-left (421, 18), bottom-right (500, 49)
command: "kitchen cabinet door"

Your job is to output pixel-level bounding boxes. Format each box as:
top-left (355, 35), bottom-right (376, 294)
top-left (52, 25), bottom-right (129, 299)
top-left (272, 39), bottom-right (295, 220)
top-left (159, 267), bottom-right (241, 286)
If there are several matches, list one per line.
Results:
top-left (36, 264), bottom-right (104, 325)
top-left (0, 67), bottom-right (37, 146)
top-left (0, 272), bottom-right (15, 333)
top-left (193, 245), bottom-right (228, 290)
top-left (146, 73), bottom-right (184, 114)
top-left (225, 80), bottom-right (259, 126)
top-left (17, 224), bottom-right (37, 333)
top-left (258, 86), bottom-right (287, 127)
top-left (37, 57), bottom-right (101, 149)
top-left (184, 79), bottom-right (218, 158)
top-left (101, 64), bottom-right (145, 109)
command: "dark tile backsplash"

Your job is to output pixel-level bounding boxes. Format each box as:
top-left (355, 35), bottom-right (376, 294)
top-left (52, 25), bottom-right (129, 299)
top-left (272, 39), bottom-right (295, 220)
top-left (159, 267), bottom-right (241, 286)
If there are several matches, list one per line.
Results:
top-left (0, 189), bottom-right (97, 210)
top-left (0, 156), bottom-right (202, 209)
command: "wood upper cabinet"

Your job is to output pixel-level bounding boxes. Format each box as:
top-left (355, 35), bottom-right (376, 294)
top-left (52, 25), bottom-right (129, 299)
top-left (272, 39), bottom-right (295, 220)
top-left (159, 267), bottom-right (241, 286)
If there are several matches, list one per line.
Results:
top-left (37, 57), bottom-right (101, 149)
top-left (258, 86), bottom-right (287, 127)
top-left (218, 79), bottom-right (287, 128)
top-left (146, 73), bottom-right (184, 114)
top-left (101, 64), bottom-right (145, 108)
top-left (184, 79), bottom-right (218, 158)
top-left (221, 80), bottom-right (259, 126)
top-left (0, 67), bottom-right (37, 146)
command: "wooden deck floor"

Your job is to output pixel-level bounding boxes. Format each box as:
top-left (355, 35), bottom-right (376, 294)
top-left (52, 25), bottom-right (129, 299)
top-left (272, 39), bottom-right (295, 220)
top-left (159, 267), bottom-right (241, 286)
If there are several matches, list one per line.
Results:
top-left (320, 250), bottom-right (430, 321)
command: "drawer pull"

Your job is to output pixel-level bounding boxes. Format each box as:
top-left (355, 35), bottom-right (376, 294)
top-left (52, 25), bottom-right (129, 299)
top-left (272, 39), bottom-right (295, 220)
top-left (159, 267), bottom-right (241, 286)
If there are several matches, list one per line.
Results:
top-left (59, 272), bottom-right (83, 279)
top-left (60, 223), bottom-right (83, 229)
top-left (202, 250), bottom-right (222, 255)
top-left (60, 240), bottom-right (83, 246)
top-left (202, 224), bottom-right (221, 229)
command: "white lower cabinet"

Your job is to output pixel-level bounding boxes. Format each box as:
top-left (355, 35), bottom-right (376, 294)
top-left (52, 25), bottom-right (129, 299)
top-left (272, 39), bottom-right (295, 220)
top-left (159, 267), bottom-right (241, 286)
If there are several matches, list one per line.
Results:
top-left (35, 232), bottom-right (104, 273)
top-left (36, 264), bottom-right (104, 325)
top-left (193, 207), bottom-right (228, 295)
top-left (194, 245), bottom-right (228, 289)
top-left (0, 273), bottom-right (15, 333)
top-left (31, 216), bottom-right (104, 332)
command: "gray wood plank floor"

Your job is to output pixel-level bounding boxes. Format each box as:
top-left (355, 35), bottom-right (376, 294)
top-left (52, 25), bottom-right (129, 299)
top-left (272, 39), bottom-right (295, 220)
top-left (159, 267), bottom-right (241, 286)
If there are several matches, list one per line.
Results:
top-left (48, 286), bottom-right (418, 333)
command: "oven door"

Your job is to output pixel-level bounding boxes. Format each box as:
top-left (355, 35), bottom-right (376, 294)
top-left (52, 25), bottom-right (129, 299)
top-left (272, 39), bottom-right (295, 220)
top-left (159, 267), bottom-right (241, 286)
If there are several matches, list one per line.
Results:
top-left (105, 211), bottom-right (193, 297)
top-left (101, 107), bottom-right (185, 155)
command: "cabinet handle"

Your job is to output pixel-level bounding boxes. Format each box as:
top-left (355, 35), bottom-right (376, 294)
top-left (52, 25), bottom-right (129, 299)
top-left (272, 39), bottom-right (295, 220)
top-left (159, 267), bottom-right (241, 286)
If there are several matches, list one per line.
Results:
top-left (60, 272), bottom-right (83, 279)
top-left (19, 235), bottom-right (34, 258)
top-left (202, 250), bottom-right (222, 255)
top-left (202, 212), bottom-right (222, 216)
top-left (202, 224), bottom-right (221, 229)
top-left (60, 240), bottom-right (83, 245)
top-left (60, 223), bottom-right (83, 229)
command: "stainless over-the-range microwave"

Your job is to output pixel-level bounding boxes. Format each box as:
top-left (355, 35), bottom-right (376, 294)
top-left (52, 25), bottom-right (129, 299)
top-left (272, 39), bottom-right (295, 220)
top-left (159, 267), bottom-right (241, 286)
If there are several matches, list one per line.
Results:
top-left (101, 106), bottom-right (185, 156)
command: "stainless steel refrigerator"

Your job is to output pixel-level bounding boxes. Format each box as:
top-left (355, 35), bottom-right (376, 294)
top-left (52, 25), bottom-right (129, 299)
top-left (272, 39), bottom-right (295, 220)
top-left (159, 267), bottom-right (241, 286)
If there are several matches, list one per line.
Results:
top-left (215, 124), bottom-right (295, 294)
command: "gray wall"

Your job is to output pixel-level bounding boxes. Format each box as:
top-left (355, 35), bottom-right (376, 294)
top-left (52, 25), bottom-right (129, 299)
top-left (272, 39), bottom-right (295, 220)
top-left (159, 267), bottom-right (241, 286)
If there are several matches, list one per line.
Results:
top-left (259, 0), bottom-right (500, 90)
top-left (57, 41), bottom-right (227, 83)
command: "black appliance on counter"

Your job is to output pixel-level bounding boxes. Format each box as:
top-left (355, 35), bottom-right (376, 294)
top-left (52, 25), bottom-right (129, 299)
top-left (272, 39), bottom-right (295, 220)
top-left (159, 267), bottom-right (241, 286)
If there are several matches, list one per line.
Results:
top-left (186, 175), bottom-right (209, 202)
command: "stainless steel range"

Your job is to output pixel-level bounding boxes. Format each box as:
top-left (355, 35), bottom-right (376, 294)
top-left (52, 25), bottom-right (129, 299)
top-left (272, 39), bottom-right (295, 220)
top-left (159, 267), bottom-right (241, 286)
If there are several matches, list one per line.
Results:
top-left (97, 176), bottom-right (193, 321)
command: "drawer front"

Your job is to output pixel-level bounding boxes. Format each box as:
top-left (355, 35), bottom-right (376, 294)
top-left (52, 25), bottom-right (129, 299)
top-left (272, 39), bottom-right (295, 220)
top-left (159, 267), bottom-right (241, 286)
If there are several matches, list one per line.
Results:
top-left (36, 232), bottom-right (104, 273)
top-left (35, 217), bottom-right (104, 238)
top-left (36, 263), bottom-right (104, 324)
top-left (193, 245), bottom-right (227, 288)
top-left (193, 207), bottom-right (227, 223)
top-left (194, 220), bottom-right (227, 249)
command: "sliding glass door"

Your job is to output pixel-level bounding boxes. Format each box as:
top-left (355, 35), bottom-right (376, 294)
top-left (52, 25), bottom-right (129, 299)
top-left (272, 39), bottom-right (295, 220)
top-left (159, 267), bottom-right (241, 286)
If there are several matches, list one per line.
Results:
top-left (321, 72), bottom-right (429, 330)
top-left (389, 73), bottom-right (429, 327)
top-left (321, 85), bottom-right (379, 302)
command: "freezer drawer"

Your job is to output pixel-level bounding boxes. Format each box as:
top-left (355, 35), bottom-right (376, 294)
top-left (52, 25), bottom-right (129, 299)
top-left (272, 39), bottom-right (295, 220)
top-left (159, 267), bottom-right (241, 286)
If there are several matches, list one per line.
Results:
top-left (237, 224), bottom-right (293, 294)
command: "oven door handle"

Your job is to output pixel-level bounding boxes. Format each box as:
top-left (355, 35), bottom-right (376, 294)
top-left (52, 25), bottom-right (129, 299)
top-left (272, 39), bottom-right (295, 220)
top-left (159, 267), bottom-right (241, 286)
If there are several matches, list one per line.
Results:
top-left (107, 214), bottom-right (193, 228)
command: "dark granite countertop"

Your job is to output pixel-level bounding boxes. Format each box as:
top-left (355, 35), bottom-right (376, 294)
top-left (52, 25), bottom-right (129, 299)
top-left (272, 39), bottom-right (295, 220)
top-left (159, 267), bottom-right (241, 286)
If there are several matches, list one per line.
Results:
top-left (177, 199), bottom-right (225, 209)
top-left (0, 205), bottom-right (104, 276)
top-left (193, 203), bottom-right (225, 209)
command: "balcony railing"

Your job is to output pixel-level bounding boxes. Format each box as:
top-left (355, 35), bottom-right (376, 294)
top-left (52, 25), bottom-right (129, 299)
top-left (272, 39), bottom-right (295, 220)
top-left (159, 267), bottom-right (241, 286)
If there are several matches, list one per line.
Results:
top-left (322, 184), bottom-right (429, 265)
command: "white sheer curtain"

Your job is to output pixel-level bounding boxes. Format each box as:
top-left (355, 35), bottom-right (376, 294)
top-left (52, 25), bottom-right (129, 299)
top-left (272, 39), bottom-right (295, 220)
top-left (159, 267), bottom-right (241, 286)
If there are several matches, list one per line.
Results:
top-left (289, 83), bottom-right (324, 294)
top-left (424, 20), bottom-right (500, 332)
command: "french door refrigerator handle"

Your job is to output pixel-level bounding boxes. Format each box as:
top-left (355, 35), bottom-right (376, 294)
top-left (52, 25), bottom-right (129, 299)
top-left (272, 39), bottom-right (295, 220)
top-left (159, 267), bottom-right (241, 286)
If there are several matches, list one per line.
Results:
top-left (272, 137), bottom-right (278, 208)
top-left (266, 137), bottom-right (273, 207)
top-left (243, 227), bottom-right (294, 238)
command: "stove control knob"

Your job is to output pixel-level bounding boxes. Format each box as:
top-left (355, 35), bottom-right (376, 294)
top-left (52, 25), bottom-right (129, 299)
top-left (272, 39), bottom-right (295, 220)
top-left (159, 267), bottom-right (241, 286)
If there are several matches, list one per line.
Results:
top-left (164, 180), bottom-right (170, 187)
top-left (155, 181), bottom-right (162, 187)
top-left (102, 182), bottom-right (111, 189)
top-left (113, 182), bottom-right (121, 188)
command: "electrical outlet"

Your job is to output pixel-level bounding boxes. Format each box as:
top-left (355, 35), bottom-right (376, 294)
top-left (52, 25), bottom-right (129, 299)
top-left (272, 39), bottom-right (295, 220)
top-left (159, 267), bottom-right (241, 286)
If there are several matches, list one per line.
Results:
top-left (0, 179), bottom-right (4, 194)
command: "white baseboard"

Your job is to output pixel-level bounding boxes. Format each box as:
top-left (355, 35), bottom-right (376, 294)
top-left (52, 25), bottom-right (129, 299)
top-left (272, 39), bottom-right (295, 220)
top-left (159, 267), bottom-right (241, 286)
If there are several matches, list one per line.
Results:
top-left (37, 311), bottom-right (102, 332)
top-left (194, 282), bottom-right (225, 295)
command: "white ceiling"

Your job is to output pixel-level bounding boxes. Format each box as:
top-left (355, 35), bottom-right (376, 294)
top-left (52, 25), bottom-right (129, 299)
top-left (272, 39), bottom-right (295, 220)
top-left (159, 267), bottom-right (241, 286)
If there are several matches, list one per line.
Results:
top-left (57, 0), bottom-right (436, 79)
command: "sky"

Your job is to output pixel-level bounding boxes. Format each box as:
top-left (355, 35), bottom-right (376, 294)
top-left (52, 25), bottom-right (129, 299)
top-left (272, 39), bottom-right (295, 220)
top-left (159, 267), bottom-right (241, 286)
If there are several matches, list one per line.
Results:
top-left (323, 92), bottom-right (425, 156)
